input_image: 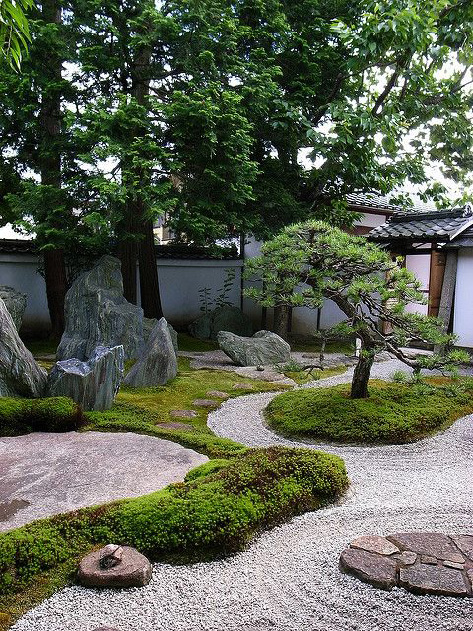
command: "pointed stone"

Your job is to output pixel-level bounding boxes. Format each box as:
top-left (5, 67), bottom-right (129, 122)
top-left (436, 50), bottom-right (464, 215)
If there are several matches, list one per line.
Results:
top-left (124, 318), bottom-right (177, 387)
top-left (0, 298), bottom-right (47, 397)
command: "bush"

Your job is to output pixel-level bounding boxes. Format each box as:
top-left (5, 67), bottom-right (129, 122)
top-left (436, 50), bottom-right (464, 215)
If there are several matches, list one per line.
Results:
top-left (0, 397), bottom-right (84, 436)
top-left (265, 380), bottom-right (473, 444)
top-left (0, 447), bottom-right (348, 595)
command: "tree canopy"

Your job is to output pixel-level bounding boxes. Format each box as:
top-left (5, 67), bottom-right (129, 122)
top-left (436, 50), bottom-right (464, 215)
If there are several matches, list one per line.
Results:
top-left (0, 0), bottom-right (34, 69)
top-left (1, 0), bottom-right (473, 332)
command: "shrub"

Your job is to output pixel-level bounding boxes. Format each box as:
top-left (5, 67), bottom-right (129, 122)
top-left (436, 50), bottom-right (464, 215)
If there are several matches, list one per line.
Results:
top-left (265, 380), bottom-right (473, 444)
top-left (0, 397), bottom-right (84, 436)
top-left (0, 447), bottom-right (348, 595)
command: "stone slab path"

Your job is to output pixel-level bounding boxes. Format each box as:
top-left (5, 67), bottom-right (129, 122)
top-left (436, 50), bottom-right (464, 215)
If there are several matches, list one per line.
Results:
top-left (0, 431), bottom-right (208, 532)
top-left (9, 359), bottom-right (473, 631)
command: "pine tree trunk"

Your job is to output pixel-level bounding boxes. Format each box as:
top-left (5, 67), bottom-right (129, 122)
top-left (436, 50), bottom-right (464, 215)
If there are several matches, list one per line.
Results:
top-left (39, 0), bottom-right (67, 338)
top-left (350, 351), bottom-right (375, 399)
top-left (138, 220), bottom-right (163, 318)
top-left (273, 305), bottom-right (290, 340)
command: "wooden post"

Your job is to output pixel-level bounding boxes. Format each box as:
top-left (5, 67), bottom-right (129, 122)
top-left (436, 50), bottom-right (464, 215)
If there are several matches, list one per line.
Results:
top-left (434, 250), bottom-right (458, 353)
top-left (437, 250), bottom-right (458, 331)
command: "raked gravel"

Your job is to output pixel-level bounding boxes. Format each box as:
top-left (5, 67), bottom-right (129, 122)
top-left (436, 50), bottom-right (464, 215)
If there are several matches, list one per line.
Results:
top-left (11, 359), bottom-right (473, 631)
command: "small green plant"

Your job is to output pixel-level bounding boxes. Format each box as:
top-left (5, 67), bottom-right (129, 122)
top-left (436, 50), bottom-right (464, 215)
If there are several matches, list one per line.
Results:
top-left (392, 370), bottom-right (408, 383)
top-left (198, 268), bottom-right (236, 313)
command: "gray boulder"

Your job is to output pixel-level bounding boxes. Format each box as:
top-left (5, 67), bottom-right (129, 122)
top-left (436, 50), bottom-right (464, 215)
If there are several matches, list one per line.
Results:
top-left (217, 330), bottom-right (291, 366)
top-left (124, 318), bottom-right (177, 387)
top-left (188, 305), bottom-right (253, 340)
top-left (0, 298), bottom-right (47, 397)
top-left (144, 317), bottom-right (178, 356)
top-left (57, 256), bottom-right (144, 361)
top-left (47, 345), bottom-right (124, 411)
top-left (0, 286), bottom-right (27, 331)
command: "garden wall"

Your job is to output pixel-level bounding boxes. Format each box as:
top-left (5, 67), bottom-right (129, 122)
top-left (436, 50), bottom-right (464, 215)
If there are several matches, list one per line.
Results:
top-left (0, 250), bottom-right (243, 335)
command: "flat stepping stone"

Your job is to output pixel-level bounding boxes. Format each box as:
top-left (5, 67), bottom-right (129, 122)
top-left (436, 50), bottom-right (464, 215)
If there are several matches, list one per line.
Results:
top-left (232, 383), bottom-right (254, 390)
top-left (192, 399), bottom-right (219, 407)
top-left (340, 532), bottom-right (473, 597)
top-left (170, 409), bottom-right (198, 418)
top-left (157, 422), bottom-right (194, 431)
top-left (206, 390), bottom-right (230, 398)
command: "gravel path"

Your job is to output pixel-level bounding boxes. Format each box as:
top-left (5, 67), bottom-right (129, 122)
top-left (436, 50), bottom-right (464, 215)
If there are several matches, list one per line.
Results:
top-left (10, 359), bottom-right (473, 631)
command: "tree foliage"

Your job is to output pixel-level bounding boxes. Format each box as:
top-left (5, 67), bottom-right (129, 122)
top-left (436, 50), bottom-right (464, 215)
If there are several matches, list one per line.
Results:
top-left (0, 0), bottom-right (34, 69)
top-left (245, 220), bottom-right (468, 398)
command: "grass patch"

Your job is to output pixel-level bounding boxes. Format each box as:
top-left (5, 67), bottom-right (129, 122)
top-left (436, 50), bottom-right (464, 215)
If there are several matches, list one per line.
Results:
top-left (177, 333), bottom-right (218, 352)
top-left (283, 366), bottom-right (346, 385)
top-left (85, 357), bottom-right (289, 458)
top-left (265, 379), bottom-right (473, 444)
top-left (0, 446), bottom-right (348, 628)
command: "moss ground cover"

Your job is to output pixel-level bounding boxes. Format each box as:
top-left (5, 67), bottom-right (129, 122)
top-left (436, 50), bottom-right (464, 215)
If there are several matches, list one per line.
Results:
top-left (265, 379), bottom-right (473, 444)
top-left (0, 397), bottom-right (84, 436)
top-left (85, 357), bottom-right (289, 457)
top-left (0, 447), bottom-right (348, 629)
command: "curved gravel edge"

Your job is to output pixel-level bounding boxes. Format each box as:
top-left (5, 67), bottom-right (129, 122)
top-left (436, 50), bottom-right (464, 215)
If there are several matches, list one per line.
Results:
top-left (9, 358), bottom-right (473, 631)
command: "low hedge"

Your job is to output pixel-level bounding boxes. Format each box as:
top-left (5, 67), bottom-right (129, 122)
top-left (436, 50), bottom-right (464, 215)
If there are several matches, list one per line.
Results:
top-left (0, 446), bottom-right (348, 596)
top-left (0, 397), bottom-right (84, 436)
top-left (265, 379), bottom-right (473, 444)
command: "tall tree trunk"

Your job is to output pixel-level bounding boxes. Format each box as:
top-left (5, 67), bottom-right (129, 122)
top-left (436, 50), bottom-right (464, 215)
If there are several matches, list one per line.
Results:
top-left (39, 0), bottom-right (66, 338)
top-left (138, 219), bottom-right (163, 318)
top-left (350, 347), bottom-right (375, 399)
top-left (273, 304), bottom-right (290, 340)
top-left (119, 37), bottom-right (164, 317)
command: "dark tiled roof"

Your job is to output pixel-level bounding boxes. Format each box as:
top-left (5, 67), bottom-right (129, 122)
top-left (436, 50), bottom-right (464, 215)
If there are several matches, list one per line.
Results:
top-left (0, 239), bottom-right (36, 254)
top-left (0, 239), bottom-right (239, 260)
top-left (346, 192), bottom-right (436, 214)
top-left (369, 205), bottom-right (473, 243)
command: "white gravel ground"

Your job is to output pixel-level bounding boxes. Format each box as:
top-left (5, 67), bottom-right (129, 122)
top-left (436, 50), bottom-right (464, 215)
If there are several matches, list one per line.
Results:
top-left (11, 359), bottom-right (473, 631)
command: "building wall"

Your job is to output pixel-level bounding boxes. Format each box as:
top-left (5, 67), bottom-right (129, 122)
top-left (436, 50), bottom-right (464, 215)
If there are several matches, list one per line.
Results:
top-left (453, 248), bottom-right (473, 348)
top-left (0, 253), bottom-right (243, 335)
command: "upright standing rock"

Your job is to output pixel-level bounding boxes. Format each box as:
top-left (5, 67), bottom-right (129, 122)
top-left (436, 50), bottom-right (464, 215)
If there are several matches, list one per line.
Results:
top-left (57, 256), bottom-right (145, 361)
top-left (47, 345), bottom-right (124, 411)
top-left (124, 318), bottom-right (177, 387)
top-left (0, 298), bottom-right (47, 397)
top-left (0, 286), bottom-right (27, 332)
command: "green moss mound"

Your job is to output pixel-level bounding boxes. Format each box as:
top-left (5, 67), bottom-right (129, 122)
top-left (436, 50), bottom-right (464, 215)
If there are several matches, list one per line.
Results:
top-left (0, 447), bottom-right (347, 597)
top-left (0, 397), bottom-right (84, 436)
top-left (265, 380), bottom-right (473, 444)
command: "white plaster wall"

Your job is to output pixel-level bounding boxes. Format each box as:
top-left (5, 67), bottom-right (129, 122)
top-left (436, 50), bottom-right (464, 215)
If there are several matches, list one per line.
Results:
top-left (0, 254), bottom-right (243, 334)
top-left (0, 254), bottom-right (50, 334)
top-left (155, 259), bottom-right (243, 327)
top-left (404, 253), bottom-right (430, 316)
top-left (453, 248), bottom-right (473, 348)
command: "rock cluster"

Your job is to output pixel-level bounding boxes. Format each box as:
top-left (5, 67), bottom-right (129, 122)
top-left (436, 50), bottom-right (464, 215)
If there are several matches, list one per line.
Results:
top-left (218, 330), bottom-right (291, 367)
top-left (78, 544), bottom-right (152, 588)
top-left (0, 285), bottom-right (27, 331)
top-left (189, 305), bottom-right (253, 340)
top-left (0, 297), bottom-right (47, 397)
top-left (47, 346), bottom-right (124, 411)
top-left (340, 532), bottom-right (473, 597)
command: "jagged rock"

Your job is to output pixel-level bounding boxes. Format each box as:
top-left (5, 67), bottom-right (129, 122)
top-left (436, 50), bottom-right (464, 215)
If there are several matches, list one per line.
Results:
top-left (78, 545), bottom-right (152, 588)
top-left (47, 346), bottom-right (124, 411)
top-left (0, 298), bottom-right (47, 397)
top-left (57, 256), bottom-right (144, 361)
top-left (218, 330), bottom-right (291, 367)
top-left (124, 318), bottom-right (177, 387)
top-left (144, 317), bottom-right (178, 356)
top-left (188, 305), bottom-right (253, 340)
top-left (0, 286), bottom-right (27, 331)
